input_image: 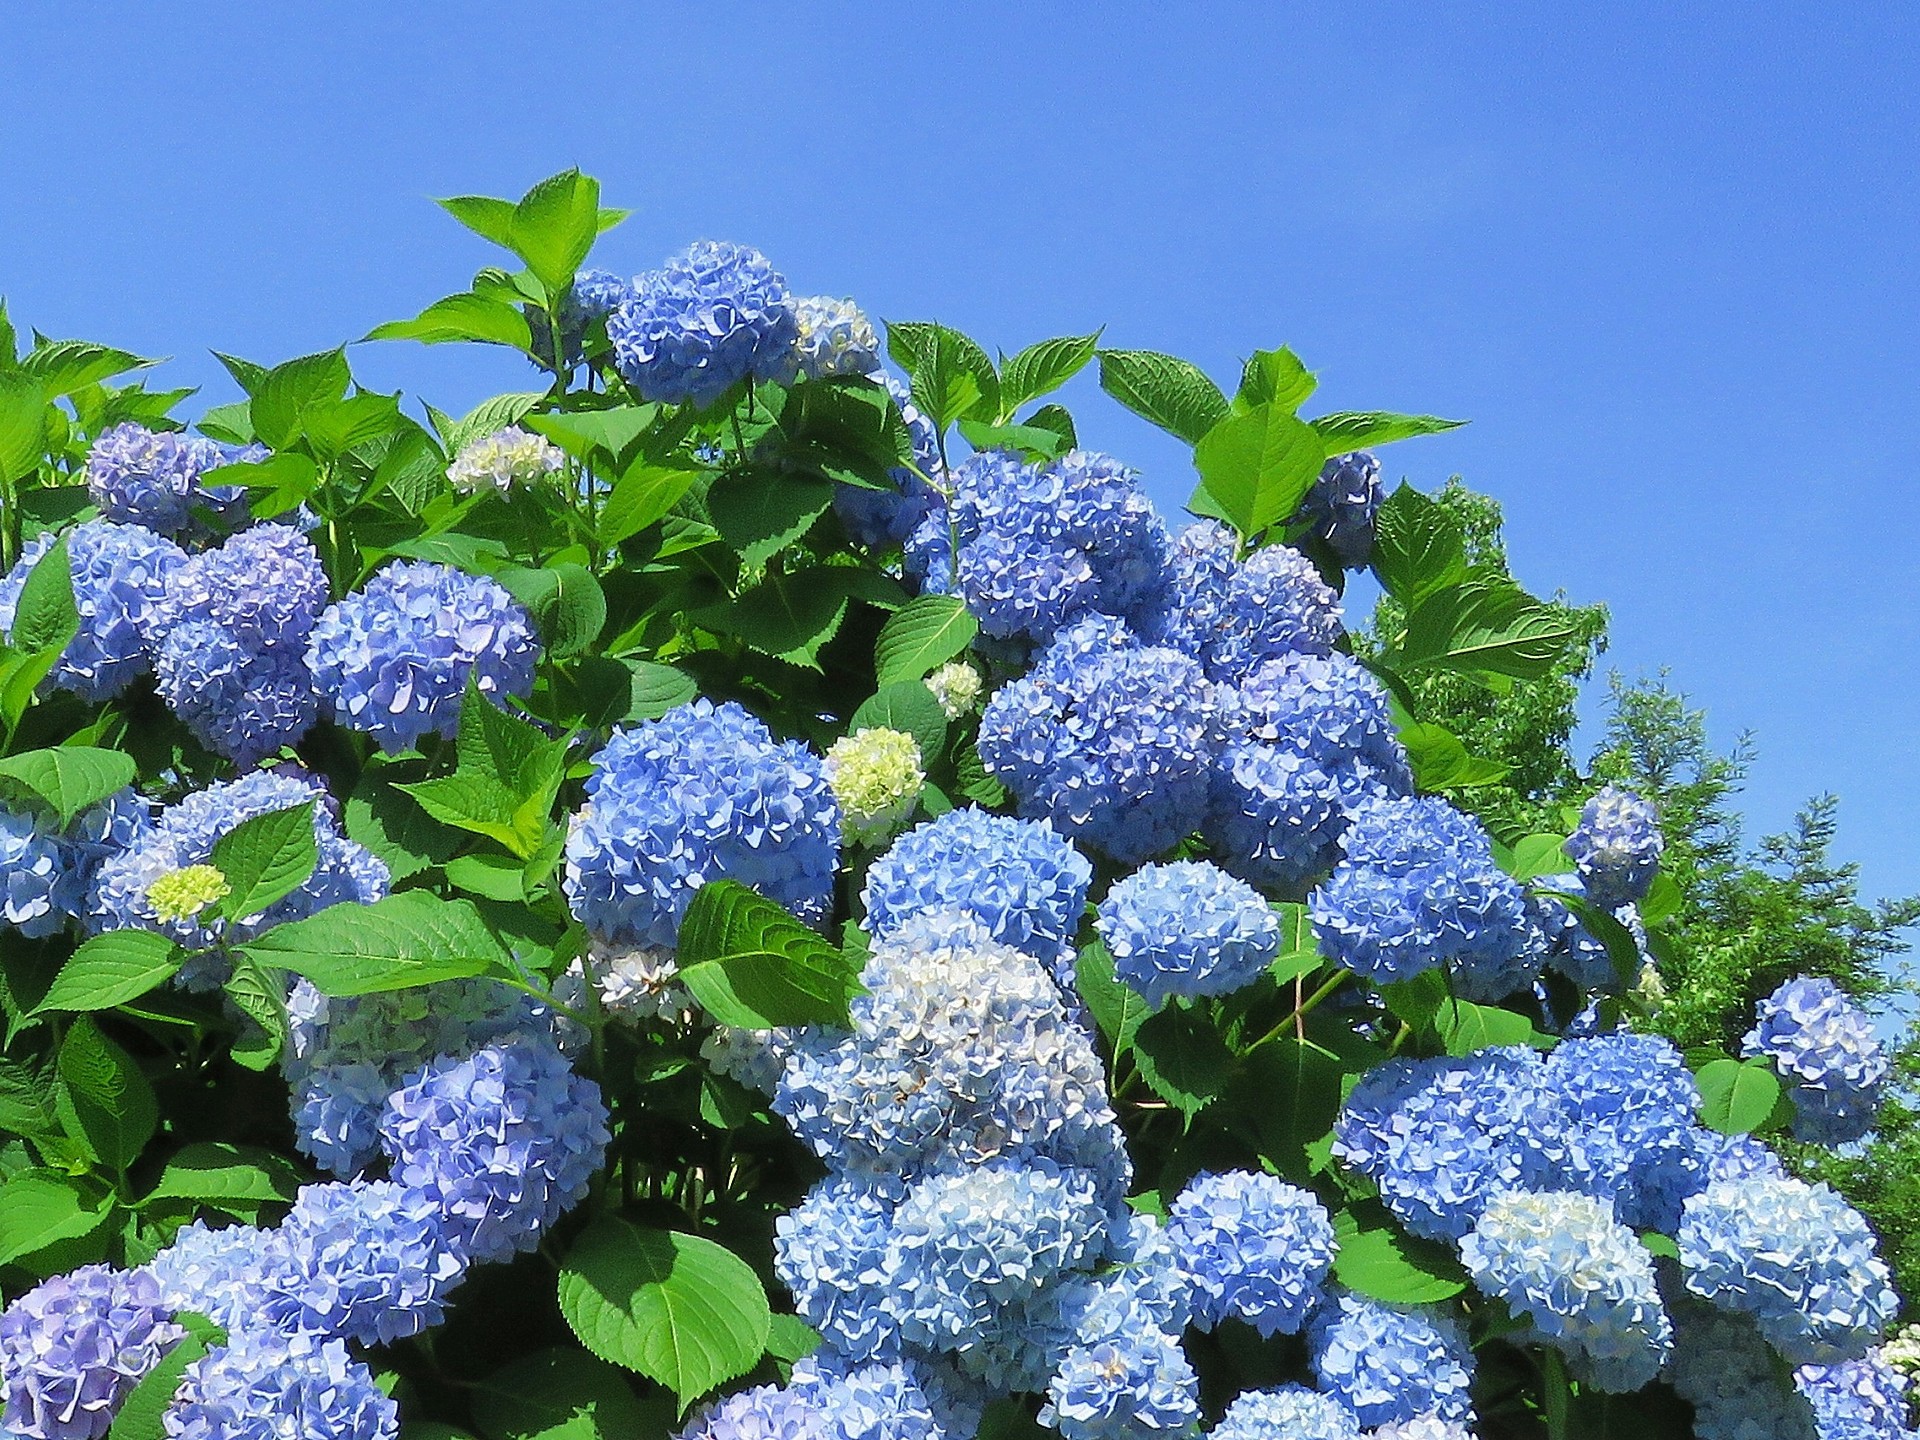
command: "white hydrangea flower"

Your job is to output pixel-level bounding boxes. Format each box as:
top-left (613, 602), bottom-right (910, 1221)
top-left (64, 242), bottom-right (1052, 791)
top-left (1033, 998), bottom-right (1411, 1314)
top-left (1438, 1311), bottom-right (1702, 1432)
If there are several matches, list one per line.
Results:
top-left (925, 660), bottom-right (984, 720)
top-left (824, 726), bottom-right (925, 846)
top-left (447, 425), bottom-right (566, 494)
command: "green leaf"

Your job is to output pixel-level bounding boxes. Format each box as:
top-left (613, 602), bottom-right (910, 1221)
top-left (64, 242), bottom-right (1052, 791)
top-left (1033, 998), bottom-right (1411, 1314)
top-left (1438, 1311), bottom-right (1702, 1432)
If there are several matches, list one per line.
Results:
top-left (891, 321), bottom-right (999, 428)
top-left (498, 562), bottom-right (607, 659)
top-left (998, 333), bottom-right (1099, 419)
top-left (511, 169), bottom-right (604, 295)
top-left (765, 1313), bottom-right (822, 1364)
top-left (1023, 403), bottom-right (1078, 451)
top-left (1312, 411), bottom-right (1467, 450)
top-left (0, 370), bottom-right (48, 481)
top-left (144, 1142), bottom-right (302, 1208)
top-left (849, 682), bottom-right (947, 767)
top-left (469, 1347), bottom-right (657, 1440)
top-left (223, 959), bottom-right (289, 1070)
top-left (438, 193), bottom-right (519, 250)
top-left (242, 891), bottom-right (510, 996)
top-left (557, 1216), bottom-right (772, 1411)
top-left (0, 1171), bottom-right (113, 1265)
top-left (675, 880), bottom-right (863, 1029)
top-left (525, 407), bottom-right (658, 467)
top-left (36, 931), bottom-right (185, 1015)
top-left (1225, 1036), bottom-right (1346, 1181)
top-left (20, 340), bottom-right (157, 397)
top-left (109, 1312), bottom-right (224, 1440)
top-left (873, 595), bottom-right (979, 686)
top-left (249, 349), bottom-right (351, 449)
top-left (1370, 483), bottom-right (1470, 606)
top-left (0, 1056), bottom-right (62, 1139)
top-left (1132, 1005), bottom-right (1233, 1118)
top-left (218, 452), bottom-right (321, 519)
top-left (708, 467), bottom-right (835, 567)
top-left (1332, 1202), bottom-right (1469, 1304)
top-left (346, 757), bottom-right (459, 882)
top-left (1268, 903), bottom-right (1322, 985)
top-left (1236, 347), bottom-right (1317, 412)
top-left (1398, 721), bottom-right (1512, 792)
top-left (1397, 580), bottom-right (1580, 681)
top-left (600, 463), bottom-right (699, 546)
top-left (1552, 890), bottom-right (1647, 989)
top-left (619, 661), bottom-right (699, 721)
top-left (398, 683), bottom-right (568, 858)
top-left (446, 853), bottom-right (528, 903)
top-left (57, 1017), bottom-right (157, 1172)
top-left (955, 419), bottom-right (1073, 462)
top-left (444, 392), bottom-right (545, 454)
top-left (0, 746), bottom-right (135, 827)
top-left (1380, 969), bottom-right (1451, 1033)
top-left (11, 533), bottom-right (79, 654)
top-left (1436, 998), bottom-right (1543, 1056)
top-left (1192, 403), bottom-right (1325, 540)
top-left (1096, 349), bottom-right (1229, 445)
top-left (1696, 1058), bottom-right (1783, 1136)
top-left (211, 802), bottom-right (318, 923)
top-left (368, 292), bottom-right (534, 350)
top-left (721, 568), bottom-right (852, 670)
top-left (1506, 833), bottom-right (1573, 881)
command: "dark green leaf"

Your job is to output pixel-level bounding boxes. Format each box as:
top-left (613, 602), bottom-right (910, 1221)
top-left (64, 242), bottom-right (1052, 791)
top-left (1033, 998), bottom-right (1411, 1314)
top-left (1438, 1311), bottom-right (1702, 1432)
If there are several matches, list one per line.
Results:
top-left (11, 533), bottom-right (78, 654)
top-left (57, 1017), bottom-right (157, 1172)
top-left (720, 569), bottom-right (853, 670)
top-left (1132, 1005), bottom-right (1234, 1118)
top-left (211, 802), bottom-right (318, 923)
top-left (1370, 483), bottom-right (1470, 607)
top-left (1226, 1036), bottom-right (1346, 1181)
top-left (242, 891), bottom-right (510, 996)
top-left (36, 931), bottom-right (184, 1015)
top-left (1436, 998), bottom-right (1544, 1055)
top-left (619, 661), bottom-right (699, 721)
top-left (223, 959), bottom-right (289, 1070)
top-left (1022, 403), bottom-right (1079, 450)
top-left (144, 1142), bottom-right (302, 1208)
top-left (708, 468), bottom-right (835, 568)
top-left (498, 562), bottom-right (607, 659)
top-left (1397, 580), bottom-right (1580, 681)
top-left (346, 758), bottom-right (459, 882)
top-left (675, 880), bottom-right (863, 1029)
top-left (470, 1347), bottom-right (657, 1440)
top-left (849, 682), bottom-right (947, 766)
top-left (1096, 349), bottom-right (1228, 445)
top-left (0, 746), bottom-right (134, 826)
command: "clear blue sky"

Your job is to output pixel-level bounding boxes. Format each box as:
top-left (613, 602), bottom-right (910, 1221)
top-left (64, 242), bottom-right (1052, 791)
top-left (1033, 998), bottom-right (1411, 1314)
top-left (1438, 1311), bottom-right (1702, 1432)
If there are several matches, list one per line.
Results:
top-left (3, 5), bottom-right (1916, 928)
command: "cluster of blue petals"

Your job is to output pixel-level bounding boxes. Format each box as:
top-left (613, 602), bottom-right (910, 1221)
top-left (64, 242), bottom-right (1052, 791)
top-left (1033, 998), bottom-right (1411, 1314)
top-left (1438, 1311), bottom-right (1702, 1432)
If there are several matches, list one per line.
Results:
top-left (1744, 976), bottom-right (1890, 1144)
top-left (607, 241), bottom-right (800, 407)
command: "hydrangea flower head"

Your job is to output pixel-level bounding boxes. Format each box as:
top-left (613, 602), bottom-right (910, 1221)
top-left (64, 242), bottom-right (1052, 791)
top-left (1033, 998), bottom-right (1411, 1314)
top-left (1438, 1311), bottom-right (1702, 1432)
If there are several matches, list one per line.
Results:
top-left (788, 1355), bottom-right (948, 1440)
top-left (1743, 977), bottom-right (1890, 1144)
top-left (163, 1328), bottom-right (397, 1440)
top-left (447, 425), bottom-right (566, 494)
top-left (1145, 521), bottom-right (1341, 680)
top-left (1796, 1353), bottom-right (1916, 1440)
top-left (1043, 1329), bottom-right (1200, 1440)
top-left (674, 1383), bottom-right (831, 1440)
top-left (0, 1265), bottom-right (184, 1440)
top-left (1211, 1386), bottom-right (1362, 1440)
top-left (155, 522), bottom-right (327, 651)
top-left (380, 1034), bottom-right (610, 1264)
top-left (1540, 1032), bottom-right (1702, 1230)
top-left (1665, 1297), bottom-right (1821, 1440)
top-left (609, 241), bottom-right (800, 407)
top-left (269, 1180), bottom-right (466, 1346)
top-left (1308, 1291), bottom-right (1477, 1428)
top-left (775, 1174), bottom-right (908, 1364)
top-left (305, 560), bottom-right (538, 752)
top-left (1460, 1190), bottom-right (1673, 1392)
top-left (145, 864), bottom-right (230, 923)
top-left (1297, 451), bottom-right (1383, 568)
top-left (0, 521), bottom-right (185, 701)
top-left (1167, 1170), bottom-right (1336, 1337)
top-left (153, 621), bottom-right (318, 766)
top-left (85, 422), bottom-right (253, 537)
top-left (925, 661), bottom-right (983, 720)
top-left (1565, 785), bottom-right (1663, 909)
top-left (825, 727), bottom-right (925, 846)
top-left (1095, 860), bottom-right (1282, 1007)
top-left (0, 789), bottom-right (146, 939)
top-left (793, 296), bottom-right (881, 380)
top-left (564, 699), bottom-right (841, 949)
top-left (1679, 1176), bottom-right (1898, 1365)
top-left (149, 1221), bottom-right (295, 1335)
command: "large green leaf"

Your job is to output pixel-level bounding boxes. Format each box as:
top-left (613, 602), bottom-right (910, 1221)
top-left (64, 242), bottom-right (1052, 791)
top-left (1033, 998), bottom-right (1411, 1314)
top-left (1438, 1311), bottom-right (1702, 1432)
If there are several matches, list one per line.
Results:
top-left (211, 802), bottom-right (318, 924)
top-left (242, 891), bottom-right (510, 996)
top-left (873, 595), bottom-right (978, 686)
top-left (1332, 1201), bottom-right (1469, 1304)
top-left (368, 293), bottom-right (534, 350)
top-left (707, 467), bottom-right (834, 568)
top-left (397, 683), bottom-right (568, 858)
top-left (35, 931), bottom-right (184, 1015)
top-left (1096, 349), bottom-right (1228, 445)
top-left (11, 533), bottom-right (78, 654)
top-left (0, 746), bottom-right (135, 827)
top-left (249, 349), bottom-right (351, 448)
top-left (0, 370), bottom-right (48, 482)
top-left (20, 339), bottom-right (157, 397)
top-left (469, 1347), bottom-right (661, 1440)
top-left (1398, 721), bottom-right (1511, 792)
top-left (1370, 483), bottom-right (1469, 606)
top-left (890, 321), bottom-right (999, 428)
top-left (1073, 940), bottom-right (1155, 1058)
top-left (600, 463), bottom-right (699, 546)
top-left (1192, 403), bottom-right (1325, 540)
top-left (558, 1216), bottom-right (771, 1411)
top-left (56, 1017), bottom-right (157, 1172)
top-left (144, 1142), bottom-right (302, 1209)
top-left (525, 406), bottom-right (659, 467)
top-left (1436, 998), bottom-right (1545, 1056)
top-left (499, 562), bottom-right (608, 659)
top-left (1312, 410), bottom-right (1467, 450)
top-left (1225, 1036), bottom-right (1346, 1181)
top-left (720, 568), bottom-right (853, 670)
top-left (998, 333), bottom-right (1099, 419)
top-left (223, 958), bottom-right (290, 1071)
top-left (674, 880), bottom-right (863, 1029)
top-left (1236, 347), bottom-right (1318, 411)
top-left (1696, 1058), bottom-right (1783, 1136)
top-left (1132, 1005), bottom-right (1234, 1118)
top-left (0, 1171), bottom-right (114, 1265)
top-left (849, 681), bottom-right (947, 766)
top-left (1397, 580), bottom-right (1580, 681)
top-left (511, 169), bottom-right (604, 296)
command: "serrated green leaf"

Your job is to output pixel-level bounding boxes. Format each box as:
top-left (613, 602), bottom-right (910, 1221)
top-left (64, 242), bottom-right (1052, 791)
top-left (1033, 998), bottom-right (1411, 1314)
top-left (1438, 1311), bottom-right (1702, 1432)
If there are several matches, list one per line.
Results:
top-left (511, 169), bottom-right (603, 295)
top-left (12, 533), bottom-right (78, 655)
top-left (1436, 997), bottom-right (1544, 1055)
top-left (1312, 411), bottom-right (1466, 450)
top-left (368, 292), bottom-right (534, 350)
top-left (1074, 940), bottom-right (1155, 1058)
top-left (675, 881), bottom-right (863, 1029)
top-left (600, 462), bottom-right (699, 546)
top-left (1225, 1036), bottom-right (1348, 1182)
top-left (36, 931), bottom-right (184, 1015)
top-left (1332, 1201), bottom-right (1469, 1304)
top-left (997, 333), bottom-right (1099, 419)
top-left (1236, 347), bottom-right (1317, 412)
top-left (708, 467), bottom-right (834, 567)
top-left (223, 959), bottom-right (288, 1070)
top-left (144, 1142), bottom-right (302, 1208)
top-left (249, 349), bottom-right (351, 449)
top-left (1132, 1005), bottom-right (1233, 1118)
top-left (0, 370), bottom-right (48, 481)
top-left (891, 321), bottom-right (999, 429)
top-left (469, 1346), bottom-right (656, 1440)
top-left (1096, 349), bottom-right (1228, 445)
top-left (0, 1171), bottom-right (114, 1265)
top-left (955, 418), bottom-right (1072, 462)
top-left (1193, 402), bottom-right (1325, 540)
top-left (212, 802), bottom-right (318, 923)
top-left (1397, 580), bottom-right (1580, 681)
top-left (242, 891), bottom-right (510, 996)
top-left (0, 746), bottom-right (135, 827)
top-left (21, 339), bottom-right (157, 397)
top-left (499, 562), bottom-right (607, 658)
top-left (720, 569), bottom-right (852, 670)
top-left (1370, 483), bottom-right (1470, 606)
top-left (849, 681), bottom-right (947, 766)
top-left (56, 1017), bottom-right (156, 1172)
top-left (1506, 833), bottom-right (1573, 881)
top-left (525, 406), bottom-right (658, 467)
top-left (438, 193), bottom-right (519, 250)
top-left (620, 661), bottom-right (698, 721)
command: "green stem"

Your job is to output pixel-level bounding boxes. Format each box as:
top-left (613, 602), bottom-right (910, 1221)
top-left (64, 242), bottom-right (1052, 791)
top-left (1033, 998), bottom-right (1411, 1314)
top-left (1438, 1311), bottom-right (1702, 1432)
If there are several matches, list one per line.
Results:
top-left (1540, 1349), bottom-right (1572, 1440)
top-left (1254, 970), bottom-right (1349, 1049)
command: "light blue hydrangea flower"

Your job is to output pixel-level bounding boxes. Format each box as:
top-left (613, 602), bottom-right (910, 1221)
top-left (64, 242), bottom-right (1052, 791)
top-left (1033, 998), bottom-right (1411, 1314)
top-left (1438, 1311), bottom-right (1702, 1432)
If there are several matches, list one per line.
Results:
top-left (1678, 1176), bottom-right (1898, 1365)
top-left (0, 521), bottom-right (185, 702)
top-left (793, 297), bottom-right (882, 380)
top-left (1296, 451), bottom-right (1382, 568)
top-left (1697, 1130), bottom-right (1789, 1185)
top-left (834, 377), bottom-right (943, 551)
top-left (1526, 874), bottom-right (1622, 993)
top-left (527, 267), bottom-right (635, 370)
top-left (788, 1353), bottom-right (947, 1440)
top-left (0, 1265), bottom-right (184, 1440)
top-left (674, 1383), bottom-right (831, 1440)
top-left (905, 449), bottom-right (1170, 646)
top-left (564, 699), bottom-right (841, 950)
top-left (1309, 796), bottom-right (1534, 991)
top-left (1144, 521), bottom-right (1341, 681)
top-left (84, 423), bottom-right (256, 537)
top-left (1308, 1291), bottom-right (1477, 1428)
top-left (1743, 977), bottom-right (1890, 1144)
top-left (1167, 1170), bottom-right (1336, 1337)
top-left (1665, 1297), bottom-right (1821, 1440)
top-left (267, 1180), bottom-right (466, 1346)
top-left (608, 241), bottom-right (800, 407)
top-left (149, 1221), bottom-right (295, 1334)
top-left (1796, 1353), bottom-right (1917, 1440)
top-left (380, 1034), bottom-right (610, 1265)
top-left (776, 1174), bottom-right (909, 1364)
top-left (1565, 785), bottom-right (1663, 909)
top-left (0, 789), bottom-right (146, 939)
top-left (1095, 859), bottom-right (1282, 1007)
top-left (1370, 1417), bottom-right (1479, 1440)
top-left (1460, 1190), bottom-right (1672, 1392)
top-left (305, 560), bottom-right (537, 753)
top-left (153, 622), bottom-right (317, 766)
top-left (860, 808), bottom-right (1091, 982)
top-left (163, 1328), bottom-right (397, 1440)
top-left (1043, 1328), bottom-right (1199, 1440)
top-left (1205, 741), bottom-right (1352, 892)
top-left (979, 616), bottom-right (1221, 865)
top-left (1210, 1386), bottom-right (1362, 1440)
top-left (156, 523), bottom-right (327, 651)
top-left (1539, 1033), bottom-right (1702, 1231)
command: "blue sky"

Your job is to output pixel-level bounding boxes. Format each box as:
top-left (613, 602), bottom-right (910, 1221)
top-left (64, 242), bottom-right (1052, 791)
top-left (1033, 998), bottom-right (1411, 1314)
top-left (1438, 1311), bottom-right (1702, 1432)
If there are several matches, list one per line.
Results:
top-left (3, 5), bottom-right (1917, 928)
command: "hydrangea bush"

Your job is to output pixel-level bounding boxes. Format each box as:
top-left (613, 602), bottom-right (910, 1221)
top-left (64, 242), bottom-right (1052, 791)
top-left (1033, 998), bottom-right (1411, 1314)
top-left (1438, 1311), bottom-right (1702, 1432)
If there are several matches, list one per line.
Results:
top-left (0, 169), bottom-right (1905, 1440)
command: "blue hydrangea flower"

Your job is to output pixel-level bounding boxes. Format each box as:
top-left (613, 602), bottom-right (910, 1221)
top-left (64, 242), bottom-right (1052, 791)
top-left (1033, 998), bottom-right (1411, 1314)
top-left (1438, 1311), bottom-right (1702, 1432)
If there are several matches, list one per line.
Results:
top-left (0, 1265), bottom-right (183, 1440)
top-left (836, 376), bottom-right (943, 552)
top-left (1370, 1418), bottom-right (1479, 1440)
top-left (89, 770), bottom-right (388, 959)
top-left (1095, 860), bottom-right (1281, 1007)
top-left (861, 807), bottom-right (1091, 982)
top-left (527, 267), bottom-right (635, 369)
top-left (979, 617), bottom-right (1221, 865)
top-left (156, 523), bottom-right (327, 651)
top-left (1796, 1353), bottom-right (1917, 1440)
top-left (1665, 1296), bottom-right (1821, 1440)
top-left (1565, 785), bottom-right (1663, 909)
top-left (776, 1175), bottom-right (908, 1364)
top-left (1144, 522), bottom-right (1341, 681)
top-left (1698, 1130), bottom-right (1790, 1185)
top-left (608, 242), bottom-right (800, 407)
top-left (1210, 1386), bottom-right (1362, 1440)
top-left (1678, 1176), bottom-right (1899, 1365)
top-left (775, 910), bottom-right (1126, 1190)
top-left (1527, 875), bottom-right (1622, 993)
top-left (149, 1221), bottom-right (295, 1335)
top-left (1743, 977), bottom-right (1890, 1144)
top-left (788, 1354), bottom-right (946, 1440)
top-left (1204, 741), bottom-right (1353, 891)
top-left (1310, 796), bottom-right (1535, 990)
top-left (1296, 451), bottom-right (1383, 568)
top-left (1166, 1170), bottom-right (1336, 1337)
top-left (163, 1328), bottom-right (397, 1440)
top-left (380, 1034), bottom-right (610, 1265)
top-left (674, 1383), bottom-right (831, 1440)
top-left (0, 789), bottom-right (146, 939)
top-left (793, 297), bottom-right (882, 380)
top-left (1043, 1328), bottom-right (1199, 1440)
top-left (267, 1180), bottom-right (466, 1346)
top-left (153, 622), bottom-right (317, 766)
top-left (904, 449), bottom-right (1170, 646)
top-left (1539, 1033), bottom-right (1703, 1231)
top-left (1308, 1291), bottom-right (1477, 1428)
top-left (564, 699), bottom-right (841, 950)
top-left (85, 423), bottom-right (255, 537)
top-left (1460, 1190), bottom-right (1672, 1393)
top-left (305, 560), bottom-right (538, 753)
top-left (0, 521), bottom-right (185, 701)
